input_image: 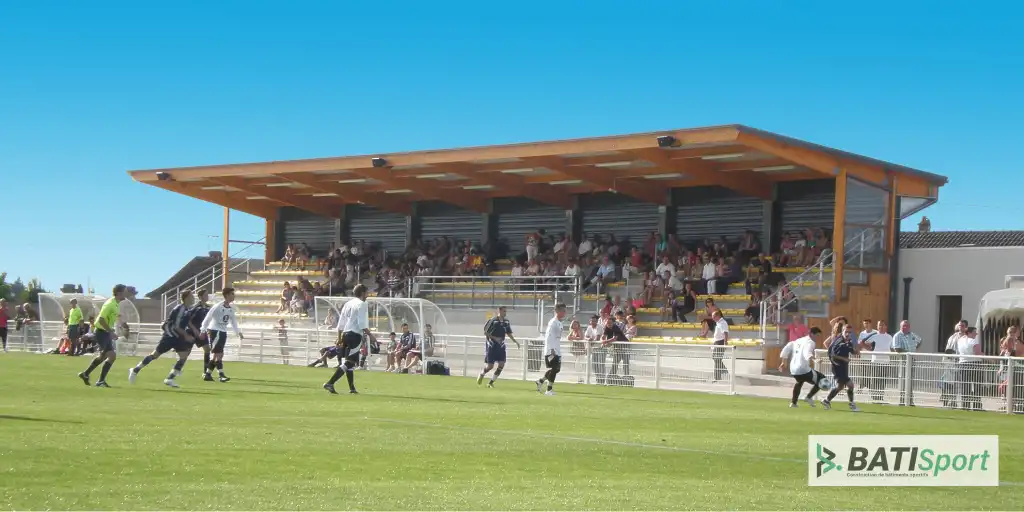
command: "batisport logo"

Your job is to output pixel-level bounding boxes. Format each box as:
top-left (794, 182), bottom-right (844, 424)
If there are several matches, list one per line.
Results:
top-left (808, 435), bottom-right (999, 487)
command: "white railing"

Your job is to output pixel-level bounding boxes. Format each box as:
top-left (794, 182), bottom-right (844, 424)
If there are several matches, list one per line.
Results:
top-left (813, 350), bottom-right (1023, 414)
top-left (11, 321), bottom-right (738, 394)
top-left (410, 275), bottom-right (582, 312)
top-left (759, 255), bottom-right (833, 340)
top-left (161, 238), bottom-right (267, 319)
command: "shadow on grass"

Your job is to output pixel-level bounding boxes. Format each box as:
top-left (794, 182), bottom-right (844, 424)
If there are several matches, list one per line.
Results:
top-left (0, 414), bottom-right (84, 424)
top-left (373, 393), bottom-right (501, 405)
top-left (858, 410), bottom-right (966, 421)
top-left (234, 378), bottom-right (311, 390)
top-left (562, 390), bottom-right (685, 405)
top-left (136, 388), bottom-right (217, 396)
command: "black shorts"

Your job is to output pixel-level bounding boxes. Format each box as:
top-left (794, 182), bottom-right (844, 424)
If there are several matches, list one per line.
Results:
top-left (156, 335), bottom-right (192, 355)
top-left (793, 369), bottom-right (822, 386)
top-left (0, 327), bottom-right (6, 344)
top-left (832, 366), bottom-right (851, 385)
top-left (339, 331), bottom-right (363, 364)
top-left (67, 325), bottom-right (81, 341)
top-left (209, 330), bottom-right (228, 354)
top-left (94, 330), bottom-right (116, 353)
top-left (545, 354), bottom-right (562, 372)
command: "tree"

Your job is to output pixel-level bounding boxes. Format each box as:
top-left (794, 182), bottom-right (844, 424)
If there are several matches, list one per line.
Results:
top-left (0, 272), bottom-right (12, 301)
top-left (15, 278), bottom-right (46, 305)
top-left (10, 278), bottom-right (25, 303)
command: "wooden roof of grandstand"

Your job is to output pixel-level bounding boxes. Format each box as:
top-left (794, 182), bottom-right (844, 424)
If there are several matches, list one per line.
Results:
top-left (128, 124), bottom-right (948, 219)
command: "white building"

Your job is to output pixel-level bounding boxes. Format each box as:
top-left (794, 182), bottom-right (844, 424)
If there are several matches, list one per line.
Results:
top-left (896, 231), bottom-right (1024, 353)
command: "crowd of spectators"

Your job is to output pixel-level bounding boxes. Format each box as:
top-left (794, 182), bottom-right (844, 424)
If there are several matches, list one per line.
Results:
top-left (281, 227), bottom-right (831, 323)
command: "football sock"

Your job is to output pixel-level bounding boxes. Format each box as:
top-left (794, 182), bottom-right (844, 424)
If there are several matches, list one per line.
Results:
top-left (826, 388), bottom-right (840, 403)
top-left (327, 366), bottom-right (345, 385)
top-left (847, 388), bottom-right (855, 403)
top-left (203, 352), bottom-right (211, 371)
top-left (99, 361), bottom-right (114, 381)
top-left (83, 358), bottom-right (103, 376)
top-left (135, 355), bottom-right (155, 372)
top-left (216, 360), bottom-right (224, 375)
top-left (489, 367), bottom-right (502, 383)
top-left (807, 384), bottom-right (820, 399)
top-left (791, 383), bottom-right (803, 404)
top-left (345, 364), bottom-right (356, 391)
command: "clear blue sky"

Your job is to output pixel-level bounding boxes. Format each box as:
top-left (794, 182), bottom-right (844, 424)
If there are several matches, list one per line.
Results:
top-left (2, 0), bottom-right (1022, 296)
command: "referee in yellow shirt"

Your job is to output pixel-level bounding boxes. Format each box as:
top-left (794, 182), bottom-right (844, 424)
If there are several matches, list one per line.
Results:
top-left (78, 284), bottom-right (127, 387)
top-left (67, 299), bottom-right (84, 356)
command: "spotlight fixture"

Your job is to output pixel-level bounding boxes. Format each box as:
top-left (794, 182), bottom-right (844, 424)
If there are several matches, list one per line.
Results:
top-left (156, 171), bottom-right (172, 181)
top-left (371, 157), bottom-right (388, 168)
top-left (657, 135), bottom-right (679, 148)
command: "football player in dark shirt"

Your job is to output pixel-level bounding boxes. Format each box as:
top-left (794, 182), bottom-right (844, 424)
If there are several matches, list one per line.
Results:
top-left (188, 289), bottom-right (214, 381)
top-left (308, 346), bottom-right (340, 368)
top-left (823, 323), bottom-right (861, 412)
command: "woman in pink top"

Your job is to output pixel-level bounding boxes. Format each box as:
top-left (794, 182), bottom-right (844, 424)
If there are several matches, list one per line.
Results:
top-left (787, 313), bottom-right (811, 342)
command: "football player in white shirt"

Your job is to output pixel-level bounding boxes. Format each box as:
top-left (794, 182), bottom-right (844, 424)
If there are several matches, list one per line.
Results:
top-left (324, 284), bottom-right (376, 395)
top-left (535, 303), bottom-right (567, 396)
top-left (201, 287), bottom-right (244, 382)
top-left (779, 327), bottom-right (824, 408)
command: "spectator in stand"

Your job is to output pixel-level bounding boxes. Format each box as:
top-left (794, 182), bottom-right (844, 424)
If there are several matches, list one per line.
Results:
top-left (656, 255), bottom-right (676, 279)
top-left (593, 256), bottom-right (617, 292)
top-left (787, 313), bottom-right (810, 342)
top-left (642, 271), bottom-right (663, 306)
top-left (564, 259), bottom-right (581, 290)
top-left (277, 282), bottom-right (293, 313)
top-left (745, 254), bottom-right (772, 295)
top-left (525, 230), bottom-right (543, 264)
top-left (700, 298), bottom-right (721, 337)
top-left (673, 282), bottom-right (698, 323)
top-left (578, 234), bottom-right (594, 260)
top-left (777, 232), bottom-right (798, 268)
top-left (701, 255), bottom-right (717, 294)
top-left (738, 230), bottom-right (761, 264)
top-left (745, 292), bottom-right (763, 325)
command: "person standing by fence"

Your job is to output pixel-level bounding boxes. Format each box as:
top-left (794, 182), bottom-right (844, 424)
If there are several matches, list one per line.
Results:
top-left (955, 327), bottom-right (983, 411)
top-left (999, 327), bottom-right (1024, 413)
top-left (711, 310), bottom-right (729, 381)
top-left (892, 320), bottom-right (921, 406)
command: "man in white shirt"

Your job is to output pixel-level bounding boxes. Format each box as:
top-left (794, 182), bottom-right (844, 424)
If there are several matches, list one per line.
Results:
top-left (655, 256), bottom-right (676, 279)
top-left (536, 303), bottom-right (567, 396)
top-left (577, 235), bottom-right (593, 258)
top-left (324, 284), bottom-right (376, 395)
top-left (711, 310), bottom-right (729, 381)
top-left (955, 327), bottom-right (983, 411)
top-left (945, 320), bottom-right (969, 353)
top-left (201, 287), bottom-right (244, 382)
top-left (779, 327), bottom-right (824, 407)
top-left (860, 320), bottom-right (893, 402)
top-left (702, 259), bottom-right (718, 294)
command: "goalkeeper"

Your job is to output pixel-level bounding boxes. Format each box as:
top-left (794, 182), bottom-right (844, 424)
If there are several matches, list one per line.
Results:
top-left (778, 327), bottom-right (825, 408)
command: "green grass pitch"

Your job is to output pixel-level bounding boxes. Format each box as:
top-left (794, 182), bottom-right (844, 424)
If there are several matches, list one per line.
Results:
top-left (1, 352), bottom-right (1021, 510)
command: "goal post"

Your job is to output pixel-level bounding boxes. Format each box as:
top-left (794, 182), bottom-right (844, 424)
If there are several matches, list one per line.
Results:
top-left (313, 296), bottom-right (449, 373)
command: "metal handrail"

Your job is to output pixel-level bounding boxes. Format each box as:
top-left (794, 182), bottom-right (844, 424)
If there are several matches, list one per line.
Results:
top-left (410, 275), bottom-right (582, 312)
top-left (161, 237), bottom-right (267, 319)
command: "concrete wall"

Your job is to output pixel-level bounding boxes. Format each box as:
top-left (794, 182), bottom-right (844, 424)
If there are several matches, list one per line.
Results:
top-left (896, 246), bottom-right (1024, 352)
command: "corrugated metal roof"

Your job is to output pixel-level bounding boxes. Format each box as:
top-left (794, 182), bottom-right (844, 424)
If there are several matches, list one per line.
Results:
top-left (900, 231), bottom-right (1024, 249)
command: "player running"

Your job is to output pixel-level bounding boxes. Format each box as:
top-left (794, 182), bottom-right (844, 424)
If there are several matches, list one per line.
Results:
top-left (188, 289), bottom-right (214, 380)
top-left (201, 287), bottom-right (243, 382)
top-left (308, 346), bottom-right (341, 368)
top-left (536, 303), bottom-right (567, 395)
top-left (477, 306), bottom-right (519, 388)
top-left (324, 284), bottom-right (375, 395)
top-left (129, 290), bottom-right (195, 388)
top-left (77, 284), bottom-right (127, 387)
top-left (779, 326), bottom-right (825, 408)
top-left (823, 323), bottom-right (861, 412)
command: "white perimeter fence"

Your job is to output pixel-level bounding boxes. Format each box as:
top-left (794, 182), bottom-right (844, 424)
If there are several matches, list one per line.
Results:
top-left (6, 322), bottom-right (1023, 414)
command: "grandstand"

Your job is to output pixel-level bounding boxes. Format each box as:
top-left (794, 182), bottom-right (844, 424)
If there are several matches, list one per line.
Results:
top-left (0, 124), bottom-right (964, 400)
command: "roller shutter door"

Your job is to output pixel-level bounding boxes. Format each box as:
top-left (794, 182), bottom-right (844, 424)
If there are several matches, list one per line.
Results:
top-left (778, 179), bottom-right (836, 233)
top-left (494, 198), bottom-right (568, 255)
top-left (673, 187), bottom-right (764, 244)
top-left (579, 193), bottom-right (659, 247)
top-left (347, 205), bottom-right (407, 254)
top-left (417, 201), bottom-right (483, 244)
top-left (280, 208), bottom-right (336, 254)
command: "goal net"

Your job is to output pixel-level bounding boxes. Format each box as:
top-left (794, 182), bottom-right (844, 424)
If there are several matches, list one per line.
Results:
top-left (35, 293), bottom-right (141, 354)
top-left (313, 296), bottom-right (449, 373)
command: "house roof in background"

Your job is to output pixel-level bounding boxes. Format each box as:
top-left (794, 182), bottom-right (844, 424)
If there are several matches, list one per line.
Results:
top-left (900, 231), bottom-right (1024, 249)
